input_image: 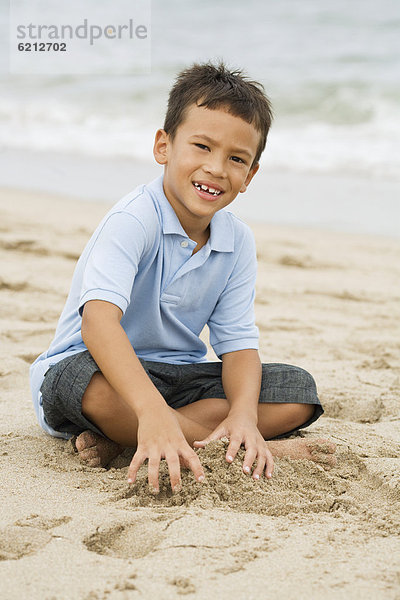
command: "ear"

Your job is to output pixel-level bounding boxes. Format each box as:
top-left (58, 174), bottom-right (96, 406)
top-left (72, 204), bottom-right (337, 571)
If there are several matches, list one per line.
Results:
top-left (153, 129), bottom-right (169, 165)
top-left (240, 162), bottom-right (259, 193)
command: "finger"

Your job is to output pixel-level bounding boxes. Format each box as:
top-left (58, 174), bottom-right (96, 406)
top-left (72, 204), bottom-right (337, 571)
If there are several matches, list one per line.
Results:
top-left (251, 450), bottom-right (266, 481)
top-left (147, 455), bottom-right (161, 494)
top-left (192, 439), bottom-right (210, 448)
top-left (226, 438), bottom-right (242, 463)
top-left (127, 450), bottom-right (146, 484)
top-left (182, 449), bottom-right (205, 483)
top-left (242, 447), bottom-right (257, 475)
top-left (165, 453), bottom-right (182, 493)
top-left (193, 427), bottom-right (225, 447)
top-left (264, 447), bottom-right (274, 479)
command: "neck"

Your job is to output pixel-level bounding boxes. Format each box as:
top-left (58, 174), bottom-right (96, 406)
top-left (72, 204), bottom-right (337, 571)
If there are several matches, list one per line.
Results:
top-left (184, 220), bottom-right (210, 242)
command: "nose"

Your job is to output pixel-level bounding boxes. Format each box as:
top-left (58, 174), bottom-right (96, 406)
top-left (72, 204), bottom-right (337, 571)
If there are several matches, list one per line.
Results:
top-left (203, 152), bottom-right (226, 179)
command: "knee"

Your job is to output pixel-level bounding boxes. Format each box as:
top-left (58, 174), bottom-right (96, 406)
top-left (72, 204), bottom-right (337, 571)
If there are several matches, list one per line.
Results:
top-left (260, 364), bottom-right (318, 406)
top-left (285, 365), bottom-right (317, 395)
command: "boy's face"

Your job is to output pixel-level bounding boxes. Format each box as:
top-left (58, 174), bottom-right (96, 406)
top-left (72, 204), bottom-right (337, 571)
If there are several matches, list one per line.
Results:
top-left (153, 103), bottom-right (260, 233)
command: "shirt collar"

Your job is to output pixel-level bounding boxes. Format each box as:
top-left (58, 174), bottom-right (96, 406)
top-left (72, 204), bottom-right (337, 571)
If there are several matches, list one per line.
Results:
top-left (148, 175), bottom-right (234, 253)
top-left (208, 210), bottom-right (234, 252)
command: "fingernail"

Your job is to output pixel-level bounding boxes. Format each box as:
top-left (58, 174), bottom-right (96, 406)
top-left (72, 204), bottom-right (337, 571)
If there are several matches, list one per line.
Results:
top-left (149, 485), bottom-right (159, 495)
top-left (243, 466), bottom-right (250, 473)
top-left (127, 478), bottom-right (133, 484)
top-left (227, 455), bottom-right (233, 462)
top-left (253, 474), bottom-right (260, 480)
top-left (267, 472), bottom-right (272, 479)
top-left (173, 483), bottom-right (182, 494)
top-left (198, 475), bottom-right (205, 482)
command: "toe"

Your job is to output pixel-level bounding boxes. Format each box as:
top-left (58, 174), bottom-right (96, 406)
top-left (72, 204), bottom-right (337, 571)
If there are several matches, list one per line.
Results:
top-left (320, 455), bottom-right (337, 470)
top-left (328, 442), bottom-right (337, 454)
top-left (78, 447), bottom-right (99, 462)
top-left (75, 432), bottom-right (124, 468)
top-left (77, 446), bottom-right (105, 468)
top-left (87, 456), bottom-right (102, 468)
top-left (316, 440), bottom-right (337, 454)
top-left (315, 453), bottom-right (337, 467)
top-left (306, 439), bottom-right (337, 455)
top-left (75, 430), bottom-right (101, 452)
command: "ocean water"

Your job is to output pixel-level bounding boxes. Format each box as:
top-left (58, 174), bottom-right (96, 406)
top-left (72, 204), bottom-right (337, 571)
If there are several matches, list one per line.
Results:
top-left (0, 0), bottom-right (399, 234)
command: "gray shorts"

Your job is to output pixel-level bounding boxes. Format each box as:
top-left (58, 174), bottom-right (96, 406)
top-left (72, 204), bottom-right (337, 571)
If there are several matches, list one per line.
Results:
top-left (40, 350), bottom-right (324, 440)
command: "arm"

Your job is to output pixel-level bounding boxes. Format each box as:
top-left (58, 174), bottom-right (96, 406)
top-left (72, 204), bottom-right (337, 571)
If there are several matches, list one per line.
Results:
top-left (194, 349), bottom-right (274, 479)
top-left (222, 348), bottom-right (261, 422)
top-left (81, 300), bottom-right (204, 492)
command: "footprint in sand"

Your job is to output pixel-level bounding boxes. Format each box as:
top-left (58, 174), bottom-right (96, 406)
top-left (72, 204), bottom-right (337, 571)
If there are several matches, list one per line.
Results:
top-left (168, 576), bottom-right (196, 595)
top-left (0, 277), bottom-right (31, 292)
top-left (0, 514), bottom-right (71, 561)
top-left (0, 238), bottom-right (49, 255)
top-left (359, 357), bottom-right (392, 370)
top-left (278, 254), bottom-right (315, 268)
top-left (83, 516), bottom-right (166, 559)
top-left (0, 526), bottom-right (51, 561)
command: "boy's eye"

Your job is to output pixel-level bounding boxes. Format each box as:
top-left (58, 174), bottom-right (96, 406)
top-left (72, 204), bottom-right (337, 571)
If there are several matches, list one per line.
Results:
top-left (230, 156), bottom-right (245, 164)
top-left (194, 143), bottom-right (209, 151)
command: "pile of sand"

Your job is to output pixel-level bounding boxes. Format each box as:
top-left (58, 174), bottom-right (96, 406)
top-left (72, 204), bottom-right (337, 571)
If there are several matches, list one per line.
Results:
top-left (71, 439), bottom-right (396, 541)
top-left (111, 439), bottom-right (346, 514)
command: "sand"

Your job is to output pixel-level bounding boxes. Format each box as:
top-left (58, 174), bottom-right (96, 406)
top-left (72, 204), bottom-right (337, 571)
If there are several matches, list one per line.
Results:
top-left (0, 186), bottom-right (399, 599)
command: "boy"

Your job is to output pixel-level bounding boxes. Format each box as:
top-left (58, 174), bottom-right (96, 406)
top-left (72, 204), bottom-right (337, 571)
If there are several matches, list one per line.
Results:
top-left (30, 62), bottom-right (336, 494)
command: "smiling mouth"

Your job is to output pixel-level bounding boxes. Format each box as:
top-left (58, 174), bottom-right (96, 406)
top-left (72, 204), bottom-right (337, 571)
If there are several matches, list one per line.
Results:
top-left (193, 182), bottom-right (223, 197)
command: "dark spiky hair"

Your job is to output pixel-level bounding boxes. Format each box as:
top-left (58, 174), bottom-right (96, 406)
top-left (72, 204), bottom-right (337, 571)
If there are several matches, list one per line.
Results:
top-left (163, 61), bottom-right (273, 167)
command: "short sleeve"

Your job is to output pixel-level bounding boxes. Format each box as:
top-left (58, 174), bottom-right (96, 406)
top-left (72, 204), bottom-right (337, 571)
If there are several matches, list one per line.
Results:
top-left (79, 211), bottom-right (148, 316)
top-left (208, 226), bottom-right (259, 358)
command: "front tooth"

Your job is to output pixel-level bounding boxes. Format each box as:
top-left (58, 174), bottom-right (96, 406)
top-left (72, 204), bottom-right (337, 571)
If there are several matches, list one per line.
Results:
top-left (208, 187), bottom-right (216, 193)
top-left (201, 185), bottom-right (208, 191)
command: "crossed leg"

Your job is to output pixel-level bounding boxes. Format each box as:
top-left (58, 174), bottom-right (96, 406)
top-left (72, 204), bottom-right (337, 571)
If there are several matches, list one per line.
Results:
top-left (75, 372), bottom-right (336, 469)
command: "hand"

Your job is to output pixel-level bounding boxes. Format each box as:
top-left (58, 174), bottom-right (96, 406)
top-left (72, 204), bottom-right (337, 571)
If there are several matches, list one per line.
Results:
top-left (193, 413), bottom-right (274, 480)
top-left (127, 409), bottom-right (205, 493)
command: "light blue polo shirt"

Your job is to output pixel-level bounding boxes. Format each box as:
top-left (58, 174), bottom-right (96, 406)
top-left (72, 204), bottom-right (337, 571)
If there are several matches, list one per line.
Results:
top-left (30, 175), bottom-right (259, 438)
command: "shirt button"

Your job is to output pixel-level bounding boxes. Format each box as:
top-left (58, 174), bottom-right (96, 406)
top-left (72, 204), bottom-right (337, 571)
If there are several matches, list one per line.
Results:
top-left (180, 240), bottom-right (189, 248)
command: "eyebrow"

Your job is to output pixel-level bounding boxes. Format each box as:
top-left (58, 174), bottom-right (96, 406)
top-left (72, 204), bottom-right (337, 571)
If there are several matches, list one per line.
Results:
top-left (191, 134), bottom-right (253, 160)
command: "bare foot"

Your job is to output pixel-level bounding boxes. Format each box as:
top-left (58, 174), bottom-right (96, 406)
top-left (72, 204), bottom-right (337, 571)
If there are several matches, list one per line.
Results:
top-left (267, 438), bottom-right (337, 470)
top-left (74, 430), bottom-right (124, 467)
